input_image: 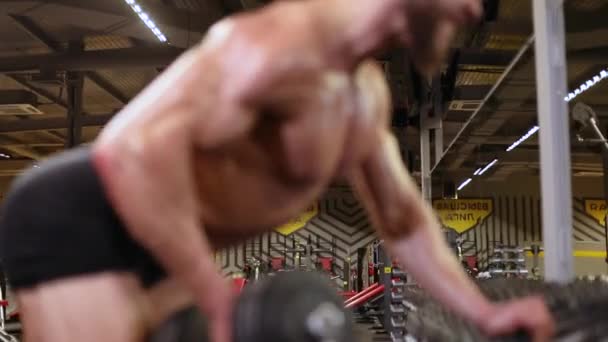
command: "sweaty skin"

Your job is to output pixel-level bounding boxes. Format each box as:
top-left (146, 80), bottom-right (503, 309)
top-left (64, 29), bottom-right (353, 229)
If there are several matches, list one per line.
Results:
top-left (85, 0), bottom-right (554, 341)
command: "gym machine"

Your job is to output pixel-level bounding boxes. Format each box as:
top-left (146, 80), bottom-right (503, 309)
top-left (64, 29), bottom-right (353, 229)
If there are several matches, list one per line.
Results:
top-left (347, 242), bottom-right (409, 342)
top-left (270, 235), bottom-right (337, 273)
top-left (444, 229), bottom-right (479, 277)
top-left (0, 274), bottom-right (17, 342)
top-left (241, 234), bottom-right (339, 283)
top-left (242, 256), bottom-right (265, 282)
top-left (377, 244), bottom-right (408, 342)
top-left (526, 244), bottom-right (544, 279)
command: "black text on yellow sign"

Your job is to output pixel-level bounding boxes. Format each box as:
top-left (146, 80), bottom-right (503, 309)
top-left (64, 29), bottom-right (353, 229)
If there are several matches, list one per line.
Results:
top-left (275, 203), bottom-right (319, 236)
top-left (432, 199), bottom-right (493, 234)
top-left (584, 199), bottom-right (607, 226)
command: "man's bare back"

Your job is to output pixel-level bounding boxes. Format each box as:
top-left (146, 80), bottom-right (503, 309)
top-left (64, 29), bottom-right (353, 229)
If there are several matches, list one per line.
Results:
top-left (93, 0), bottom-right (393, 270)
top-left (95, 29), bottom-right (388, 243)
top-left (1, 0), bottom-right (555, 341)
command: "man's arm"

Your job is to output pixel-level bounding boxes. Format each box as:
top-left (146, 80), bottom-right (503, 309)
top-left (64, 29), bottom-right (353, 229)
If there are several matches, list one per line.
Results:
top-left (348, 132), bottom-right (554, 341)
top-left (348, 131), bottom-right (494, 325)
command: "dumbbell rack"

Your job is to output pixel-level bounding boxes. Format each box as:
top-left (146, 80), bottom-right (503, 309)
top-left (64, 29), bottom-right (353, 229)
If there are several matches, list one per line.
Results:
top-left (377, 243), bottom-right (408, 342)
top-left (488, 246), bottom-right (529, 278)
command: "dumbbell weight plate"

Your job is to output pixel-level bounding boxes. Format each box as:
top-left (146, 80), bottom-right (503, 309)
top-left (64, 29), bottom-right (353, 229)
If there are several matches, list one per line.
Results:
top-left (149, 271), bottom-right (353, 342)
top-left (234, 271), bottom-right (353, 342)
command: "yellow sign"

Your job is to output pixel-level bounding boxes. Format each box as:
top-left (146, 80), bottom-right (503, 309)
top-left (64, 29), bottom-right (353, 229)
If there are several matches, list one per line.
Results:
top-left (584, 199), bottom-right (607, 226)
top-left (275, 203), bottom-right (319, 235)
top-left (432, 199), bottom-right (493, 234)
top-left (526, 250), bottom-right (607, 258)
top-left (384, 267), bottom-right (392, 274)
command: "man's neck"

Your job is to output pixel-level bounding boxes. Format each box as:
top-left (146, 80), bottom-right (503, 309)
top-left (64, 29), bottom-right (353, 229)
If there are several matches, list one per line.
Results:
top-left (314, 0), bottom-right (408, 68)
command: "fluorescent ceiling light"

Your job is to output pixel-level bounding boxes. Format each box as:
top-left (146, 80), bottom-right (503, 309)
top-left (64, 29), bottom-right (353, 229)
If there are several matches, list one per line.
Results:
top-left (506, 125), bottom-right (540, 152)
top-left (473, 168), bottom-right (482, 176)
top-left (457, 178), bottom-right (473, 191)
top-left (0, 153), bottom-right (10, 159)
top-left (123, 0), bottom-right (168, 42)
top-left (574, 171), bottom-right (603, 177)
top-left (478, 159), bottom-right (498, 176)
top-left (507, 68), bottom-right (608, 154)
top-left (564, 69), bottom-right (608, 102)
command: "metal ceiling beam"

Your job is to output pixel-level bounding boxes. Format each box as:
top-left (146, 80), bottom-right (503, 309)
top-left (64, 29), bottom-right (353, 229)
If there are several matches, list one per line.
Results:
top-left (456, 46), bottom-right (608, 68)
top-left (84, 71), bottom-right (129, 104)
top-left (565, 2), bottom-right (608, 34)
top-left (8, 14), bottom-right (131, 105)
top-left (452, 85), bottom-right (493, 100)
top-left (484, 20), bottom-right (532, 37)
top-left (458, 48), bottom-right (516, 66)
top-left (0, 47), bottom-right (184, 73)
top-left (568, 47), bottom-right (608, 65)
top-left (457, 148), bottom-right (599, 167)
top-left (65, 70), bottom-right (84, 148)
top-left (19, 0), bottom-right (224, 34)
top-left (7, 74), bottom-right (68, 109)
top-left (0, 39), bottom-right (602, 75)
top-left (0, 135), bottom-right (44, 160)
top-left (469, 4), bottom-right (608, 39)
top-left (379, 48), bottom-right (517, 66)
top-left (0, 114), bottom-right (114, 133)
top-left (7, 14), bottom-right (62, 51)
top-left (2, 146), bottom-right (42, 160)
top-left (452, 65), bottom-right (608, 115)
top-left (432, 36), bottom-right (535, 173)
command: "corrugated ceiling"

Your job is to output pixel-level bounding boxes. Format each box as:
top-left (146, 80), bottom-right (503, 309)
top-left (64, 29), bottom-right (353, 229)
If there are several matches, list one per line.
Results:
top-left (85, 35), bottom-right (133, 51)
top-left (96, 69), bottom-right (158, 99)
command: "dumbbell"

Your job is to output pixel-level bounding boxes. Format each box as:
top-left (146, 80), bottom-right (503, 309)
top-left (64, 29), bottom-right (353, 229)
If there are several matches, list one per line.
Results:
top-left (149, 271), bottom-right (353, 342)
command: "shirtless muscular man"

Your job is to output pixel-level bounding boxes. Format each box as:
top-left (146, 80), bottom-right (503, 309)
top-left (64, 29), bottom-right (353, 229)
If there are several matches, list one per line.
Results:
top-left (0, 0), bottom-right (554, 341)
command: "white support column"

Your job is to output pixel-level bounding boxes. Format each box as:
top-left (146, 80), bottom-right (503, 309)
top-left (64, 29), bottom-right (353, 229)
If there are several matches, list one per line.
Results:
top-left (433, 116), bottom-right (443, 164)
top-left (420, 110), bottom-right (432, 202)
top-left (533, 0), bottom-right (573, 282)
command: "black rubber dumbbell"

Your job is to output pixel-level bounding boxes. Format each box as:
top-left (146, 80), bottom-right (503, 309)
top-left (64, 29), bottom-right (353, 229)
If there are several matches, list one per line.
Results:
top-left (149, 271), bottom-right (353, 342)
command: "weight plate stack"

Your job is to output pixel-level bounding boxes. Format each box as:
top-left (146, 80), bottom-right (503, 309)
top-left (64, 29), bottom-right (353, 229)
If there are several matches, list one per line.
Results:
top-left (401, 278), bottom-right (608, 342)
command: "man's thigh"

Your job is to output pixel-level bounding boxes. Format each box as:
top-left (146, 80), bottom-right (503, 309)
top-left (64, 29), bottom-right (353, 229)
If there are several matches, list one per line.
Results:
top-left (17, 272), bottom-right (150, 342)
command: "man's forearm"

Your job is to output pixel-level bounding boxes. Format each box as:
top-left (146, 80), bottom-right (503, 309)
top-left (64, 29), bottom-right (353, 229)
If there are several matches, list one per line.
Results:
top-left (385, 222), bottom-right (494, 325)
top-left (348, 133), bottom-right (495, 325)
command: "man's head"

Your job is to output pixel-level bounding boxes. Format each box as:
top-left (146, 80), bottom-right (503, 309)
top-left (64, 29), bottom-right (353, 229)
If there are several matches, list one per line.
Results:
top-left (403, 0), bottom-right (483, 74)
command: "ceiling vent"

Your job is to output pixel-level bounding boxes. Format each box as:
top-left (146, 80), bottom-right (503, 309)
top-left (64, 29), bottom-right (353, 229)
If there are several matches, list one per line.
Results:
top-left (449, 100), bottom-right (482, 112)
top-left (0, 104), bottom-right (43, 115)
top-left (0, 90), bottom-right (43, 115)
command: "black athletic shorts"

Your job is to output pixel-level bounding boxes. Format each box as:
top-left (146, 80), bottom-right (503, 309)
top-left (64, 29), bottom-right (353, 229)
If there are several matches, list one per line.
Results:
top-left (0, 147), bottom-right (166, 290)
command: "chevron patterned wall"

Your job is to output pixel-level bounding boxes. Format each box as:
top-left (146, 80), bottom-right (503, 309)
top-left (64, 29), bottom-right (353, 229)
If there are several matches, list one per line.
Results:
top-left (456, 196), bottom-right (607, 268)
top-left (217, 186), bottom-right (608, 275)
top-left (217, 187), bottom-right (378, 275)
